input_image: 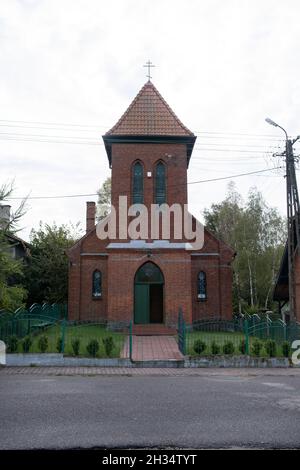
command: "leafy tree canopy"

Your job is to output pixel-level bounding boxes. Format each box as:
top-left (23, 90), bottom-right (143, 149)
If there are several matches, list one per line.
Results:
top-left (203, 183), bottom-right (286, 314)
top-left (24, 222), bottom-right (82, 305)
top-left (96, 177), bottom-right (111, 220)
top-left (0, 182), bottom-right (27, 311)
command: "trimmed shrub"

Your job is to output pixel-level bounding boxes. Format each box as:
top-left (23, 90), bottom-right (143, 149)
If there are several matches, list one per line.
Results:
top-left (282, 341), bottom-right (290, 358)
top-left (56, 337), bottom-right (63, 353)
top-left (265, 339), bottom-right (277, 358)
top-left (102, 337), bottom-right (114, 357)
top-left (193, 339), bottom-right (207, 355)
top-left (239, 339), bottom-right (246, 355)
top-left (7, 335), bottom-right (18, 353)
top-left (86, 339), bottom-right (99, 358)
top-left (22, 336), bottom-right (32, 353)
top-left (38, 335), bottom-right (48, 353)
top-left (251, 339), bottom-right (263, 357)
top-left (71, 338), bottom-right (81, 356)
top-left (223, 341), bottom-right (235, 355)
top-left (211, 341), bottom-right (220, 355)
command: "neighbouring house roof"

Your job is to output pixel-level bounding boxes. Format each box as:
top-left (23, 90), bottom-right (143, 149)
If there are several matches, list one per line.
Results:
top-left (5, 232), bottom-right (31, 259)
top-left (103, 80), bottom-right (196, 167)
top-left (273, 242), bottom-right (289, 302)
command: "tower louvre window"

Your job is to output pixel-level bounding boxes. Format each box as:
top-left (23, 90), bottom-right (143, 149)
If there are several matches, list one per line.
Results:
top-left (155, 161), bottom-right (166, 205)
top-left (132, 161), bottom-right (144, 204)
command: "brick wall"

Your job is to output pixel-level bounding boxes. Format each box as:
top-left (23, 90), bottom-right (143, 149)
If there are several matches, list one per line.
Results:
top-left (107, 250), bottom-right (192, 327)
top-left (67, 140), bottom-right (234, 324)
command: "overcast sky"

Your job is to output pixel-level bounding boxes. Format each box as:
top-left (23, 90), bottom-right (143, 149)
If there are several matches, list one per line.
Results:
top-left (1, 0), bottom-right (300, 240)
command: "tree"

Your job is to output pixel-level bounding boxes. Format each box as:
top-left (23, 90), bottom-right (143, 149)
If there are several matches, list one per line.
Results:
top-left (203, 183), bottom-right (286, 314)
top-left (96, 177), bottom-right (111, 220)
top-left (24, 222), bottom-right (81, 305)
top-left (0, 182), bottom-right (27, 311)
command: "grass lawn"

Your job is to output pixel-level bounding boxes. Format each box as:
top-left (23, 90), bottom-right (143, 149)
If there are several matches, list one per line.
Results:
top-left (185, 331), bottom-right (288, 357)
top-left (16, 323), bottom-right (126, 358)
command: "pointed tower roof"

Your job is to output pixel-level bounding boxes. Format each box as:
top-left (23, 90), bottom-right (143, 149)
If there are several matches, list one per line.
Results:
top-left (105, 81), bottom-right (194, 137)
top-left (103, 81), bottom-right (196, 167)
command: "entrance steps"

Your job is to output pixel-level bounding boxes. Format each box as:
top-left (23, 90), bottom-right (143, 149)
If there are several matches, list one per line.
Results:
top-left (132, 324), bottom-right (177, 336)
top-left (122, 335), bottom-right (184, 362)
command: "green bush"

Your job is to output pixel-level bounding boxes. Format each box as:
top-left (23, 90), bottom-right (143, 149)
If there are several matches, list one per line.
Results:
top-left (282, 341), bottom-right (290, 358)
top-left (7, 335), bottom-right (18, 353)
top-left (22, 336), bottom-right (32, 353)
top-left (86, 339), bottom-right (99, 357)
top-left (193, 339), bottom-right (207, 355)
top-left (265, 339), bottom-right (276, 357)
top-left (251, 339), bottom-right (263, 357)
top-left (56, 337), bottom-right (63, 353)
top-left (102, 337), bottom-right (114, 357)
top-left (71, 338), bottom-right (81, 356)
top-left (38, 335), bottom-right (48, 353)
top-left (211, 341), bottom-right (220, 355)
top-left (239, 339), bottom-right (246, 355)
top-left (223, 341), bottom-right (235, 355)
top-left (265, 339), bottom-right (277, 358)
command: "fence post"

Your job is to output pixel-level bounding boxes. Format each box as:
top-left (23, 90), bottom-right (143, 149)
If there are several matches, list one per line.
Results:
top-left (284, 322), bottom-right (287, 342)
top-left (129, 320), bottom-right (133, 361)
top-left (244, 319), bottom-right (249, 355)
top-left (178, 307), bottom-right (186, 355)
top-left (61, 318), bottom-right (66, 354)
top-left (182, 318), bottom-right (186, 356)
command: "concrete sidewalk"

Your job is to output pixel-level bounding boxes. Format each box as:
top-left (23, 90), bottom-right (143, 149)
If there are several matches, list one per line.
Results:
top-left (1, 366), bottom-right (300, 376)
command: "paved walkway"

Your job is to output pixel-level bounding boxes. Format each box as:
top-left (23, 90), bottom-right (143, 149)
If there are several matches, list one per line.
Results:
top-left (122, 335), bottom-right (184, 361)
top-left (1, 367), bottom-right (300, 376)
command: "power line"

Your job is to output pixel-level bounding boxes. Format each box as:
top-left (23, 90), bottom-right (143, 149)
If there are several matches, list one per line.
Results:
top-left (6, 167), bottom-right (282, 200)
top-left (0, 119), bottom-right (288, 139)
top-left (0, 134), bottom-right (280, 154)
top-left (0, 127), bottom-right (283, 148)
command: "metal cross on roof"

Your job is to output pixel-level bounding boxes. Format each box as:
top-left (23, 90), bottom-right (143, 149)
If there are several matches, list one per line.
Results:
top-left (143, 60), bottom-right (155, 80)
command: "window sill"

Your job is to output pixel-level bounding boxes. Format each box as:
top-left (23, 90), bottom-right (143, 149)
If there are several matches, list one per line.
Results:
top-left (92, 295), bottom-right (102, 300)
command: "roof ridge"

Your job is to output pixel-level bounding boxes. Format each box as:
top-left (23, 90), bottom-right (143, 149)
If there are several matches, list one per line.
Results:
top-left (105, 81), bottom-right (194, 137)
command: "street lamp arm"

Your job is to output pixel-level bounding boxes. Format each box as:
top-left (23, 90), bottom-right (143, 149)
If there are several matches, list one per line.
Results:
top-left (277, 125), bottom-right (288, 141)
top-left (265, 117), bottom-right (288, 140)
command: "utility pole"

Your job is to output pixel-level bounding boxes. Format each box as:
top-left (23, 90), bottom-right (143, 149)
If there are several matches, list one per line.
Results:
top-left (266, 118), bottom-right (300, 321)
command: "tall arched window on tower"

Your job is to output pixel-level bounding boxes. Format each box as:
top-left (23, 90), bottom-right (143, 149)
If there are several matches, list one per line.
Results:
top-left (155, 161), bottom-right (166, 205)
top-left (197, 271), bottom-right (207, 300)
top-left (132, 161), bottom-right (144, 204)
top-left (92, 270), bottom-right (102, 298)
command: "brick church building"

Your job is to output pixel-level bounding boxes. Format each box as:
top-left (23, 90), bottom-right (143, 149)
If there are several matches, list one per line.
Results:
top-left (67, 80), bottom-right (235, 327)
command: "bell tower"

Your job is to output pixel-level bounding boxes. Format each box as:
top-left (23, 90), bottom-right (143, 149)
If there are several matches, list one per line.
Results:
top-left (103, 80), bottom-right (196, 241)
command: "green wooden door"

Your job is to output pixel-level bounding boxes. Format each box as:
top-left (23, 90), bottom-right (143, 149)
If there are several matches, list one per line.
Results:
top-left (134, 284), bottom-right (149, 324)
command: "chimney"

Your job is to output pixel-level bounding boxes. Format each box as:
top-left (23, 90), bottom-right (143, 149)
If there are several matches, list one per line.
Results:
top-left (86, 201), bottom-right (96, 233)
top-left (0, 204), bottom-right (11, 229)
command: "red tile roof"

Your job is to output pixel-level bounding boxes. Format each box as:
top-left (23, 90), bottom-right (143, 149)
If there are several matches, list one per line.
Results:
top-left (106, 81), bottom-right (194, 137)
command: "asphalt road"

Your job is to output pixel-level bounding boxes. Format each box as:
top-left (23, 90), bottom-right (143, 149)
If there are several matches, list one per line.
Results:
top-left (1, 371), bottom-right (300, 449)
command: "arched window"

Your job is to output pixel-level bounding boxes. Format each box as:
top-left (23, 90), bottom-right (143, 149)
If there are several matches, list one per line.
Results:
top-left (197, 271), bottom-right (207, 300)
top-left (155, 161), bottom-right (166, 205)
top-left (92, 270), bottom-right (102, 298)
top-left (132, 161), bottom-right (144, 204)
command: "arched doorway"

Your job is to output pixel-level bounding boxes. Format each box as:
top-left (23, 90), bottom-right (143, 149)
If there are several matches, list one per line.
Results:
top-left (134, 262), bottom-right (164, 324)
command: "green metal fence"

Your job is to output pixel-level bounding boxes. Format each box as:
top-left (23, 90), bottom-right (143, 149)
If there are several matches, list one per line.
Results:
top-left (180, 315), bottom-right (300, 358)
top-left (0, 304), bottom-right (129, 358)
